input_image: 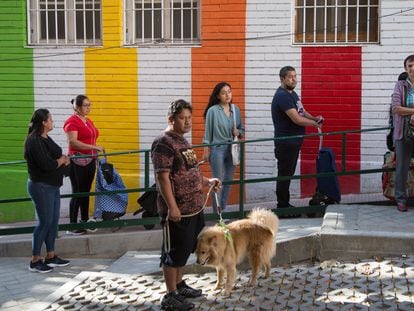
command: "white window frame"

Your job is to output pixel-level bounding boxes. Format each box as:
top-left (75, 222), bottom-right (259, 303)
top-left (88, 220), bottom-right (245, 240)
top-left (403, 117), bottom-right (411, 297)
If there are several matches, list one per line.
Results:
top-left (293, 0), bottom-right (380, 45)
top-left (27, 0), bottom-right (102, 46)
top-left (124, 0), bottom-right (201, 46)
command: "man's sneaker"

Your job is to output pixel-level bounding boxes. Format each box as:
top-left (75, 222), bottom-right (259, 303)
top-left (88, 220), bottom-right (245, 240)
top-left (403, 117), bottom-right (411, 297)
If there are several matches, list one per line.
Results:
top-left (66, 229), bottom-right (86, 236)
top-left (277, 204), bottom-right (301, 219)
top-left (160, 291), bottom-right (194, 310)
top-left (29, 260), bottom-right (53, 273)
top-left (177, 280), bottom-right (202, 298)
top-left (45, 256), bottom-right (70, 267)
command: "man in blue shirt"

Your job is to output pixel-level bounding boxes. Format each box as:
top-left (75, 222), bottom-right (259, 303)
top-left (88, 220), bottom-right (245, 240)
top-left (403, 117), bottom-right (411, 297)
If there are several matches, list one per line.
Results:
top-left (271, 66), bottom-right (323, 215)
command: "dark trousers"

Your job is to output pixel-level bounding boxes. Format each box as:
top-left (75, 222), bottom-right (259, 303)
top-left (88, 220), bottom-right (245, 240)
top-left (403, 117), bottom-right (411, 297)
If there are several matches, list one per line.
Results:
top-left (274, 143), bottom-right (302, 207)
top-left (69, 160), bottom-right (96, 223)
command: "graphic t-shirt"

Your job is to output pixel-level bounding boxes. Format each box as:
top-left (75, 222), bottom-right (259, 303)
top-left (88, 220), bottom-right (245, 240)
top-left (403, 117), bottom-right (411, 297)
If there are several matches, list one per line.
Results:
top-left (271, 86), bottom-right (306, 145)
top-left (151, 131), bottom-right (204, 216)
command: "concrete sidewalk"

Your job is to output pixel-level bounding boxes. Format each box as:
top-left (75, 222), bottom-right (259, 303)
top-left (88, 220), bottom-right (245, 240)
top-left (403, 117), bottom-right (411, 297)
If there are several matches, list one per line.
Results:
top-left (0, 203), bottom-right (413, 310)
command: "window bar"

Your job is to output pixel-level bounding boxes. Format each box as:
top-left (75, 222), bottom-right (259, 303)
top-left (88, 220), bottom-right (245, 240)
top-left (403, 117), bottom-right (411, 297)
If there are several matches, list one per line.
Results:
top-left (64, 0), bottom-right (68, 44)
top-left (54, 0), bottom-right (58, 44)
top-left (74, 0), bottom-right (77, 44)
top-left (132, 0), bottom-right (136, 44)
top-left (356, 0), bottom-right (359, 42)
top-left (92, 0), bottom-right (96, 45)
top-left (35, 0), bottom-right (41, 44)
top-left (324, 0), bottom-right (327, 43)
top-left (366, 0), bottom-right (371, 42)
top-left (181, 0), bottom-right (183, 42)
top-left (141, 0), bottom-right (144, 43)
top-left (313, 0), bottom-right (316, 43)
top-left (302, 1), bottom-right (306, 43)
top-left (151, 0), bottom-right (154, 42)
top-left (345, 0), bottom-right (348, 43)
top-left (161, 0), bottom-right (164, 41)
top-left (45, 0), bottom-right (49, 44)
top-left (171, 0), bottom-right (174, 43)
top-left (334, 0), bottom-right (337, 43)
top-left (190, 0), bottom-right (193, 41)
top-left (83, 0), bottom-right (87, 44)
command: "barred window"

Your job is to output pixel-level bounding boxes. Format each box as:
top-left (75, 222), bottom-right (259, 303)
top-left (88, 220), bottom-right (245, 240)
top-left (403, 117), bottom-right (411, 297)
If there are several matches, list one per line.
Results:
top-left (124, 0), bottom-right (200, 46)
top-left (27, 0), bottom-right (102, 46)
top-left (294, 0), bottom-right (379, 44)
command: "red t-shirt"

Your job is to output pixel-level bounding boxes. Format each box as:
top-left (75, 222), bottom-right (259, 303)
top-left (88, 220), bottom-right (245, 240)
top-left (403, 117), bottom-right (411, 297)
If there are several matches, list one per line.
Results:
top-left (63, 114), bottom-right (99, 156)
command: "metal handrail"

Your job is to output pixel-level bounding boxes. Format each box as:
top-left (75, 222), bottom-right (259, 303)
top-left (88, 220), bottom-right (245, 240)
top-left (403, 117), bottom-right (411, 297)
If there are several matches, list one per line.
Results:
top-left (0, 126), bottom-right (391, 235)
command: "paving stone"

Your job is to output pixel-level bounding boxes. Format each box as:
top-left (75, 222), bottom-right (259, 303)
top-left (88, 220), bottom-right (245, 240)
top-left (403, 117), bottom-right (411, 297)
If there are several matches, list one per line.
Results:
top-left (31, 255), bottom-right (412, 310)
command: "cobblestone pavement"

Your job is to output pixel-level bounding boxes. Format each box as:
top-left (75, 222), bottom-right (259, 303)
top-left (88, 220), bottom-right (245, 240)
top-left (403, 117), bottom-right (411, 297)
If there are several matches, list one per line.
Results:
top-left (43, 255), bottom-right (414, 311)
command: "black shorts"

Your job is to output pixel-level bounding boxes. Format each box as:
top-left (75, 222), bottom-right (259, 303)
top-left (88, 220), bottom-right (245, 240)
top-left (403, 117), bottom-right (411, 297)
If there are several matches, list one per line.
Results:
top-left (160, 212), bottom-right (205, 267)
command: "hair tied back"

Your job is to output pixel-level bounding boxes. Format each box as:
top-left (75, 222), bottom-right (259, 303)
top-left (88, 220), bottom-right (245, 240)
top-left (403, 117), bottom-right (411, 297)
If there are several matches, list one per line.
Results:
top-left (71, 99), bottom-right (76, 110)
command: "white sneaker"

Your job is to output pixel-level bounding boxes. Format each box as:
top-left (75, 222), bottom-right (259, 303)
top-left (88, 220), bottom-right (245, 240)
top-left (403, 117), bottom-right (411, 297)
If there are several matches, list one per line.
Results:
top-left (66, 229), bottom-right (86, 236)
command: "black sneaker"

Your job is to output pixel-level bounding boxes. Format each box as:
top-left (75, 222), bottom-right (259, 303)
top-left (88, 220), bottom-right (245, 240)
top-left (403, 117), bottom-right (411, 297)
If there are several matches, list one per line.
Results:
top-left (161, 291), bottom-right (194, 310)
top-left (277, 204), bottom-right (301, 218)
top-left (29, 260), bottom-right (53, 273)
top-left (45, 256), bottom-right (70, 267)
top-left (177, 280), bottom-right (202, 298)
top-left (66, 229), bottom-right (87, 236)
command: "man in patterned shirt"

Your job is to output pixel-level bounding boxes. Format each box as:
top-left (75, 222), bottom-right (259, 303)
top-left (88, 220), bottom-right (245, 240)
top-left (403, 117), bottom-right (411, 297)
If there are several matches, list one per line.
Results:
top-left (152, 99), bottom-right (220, 310)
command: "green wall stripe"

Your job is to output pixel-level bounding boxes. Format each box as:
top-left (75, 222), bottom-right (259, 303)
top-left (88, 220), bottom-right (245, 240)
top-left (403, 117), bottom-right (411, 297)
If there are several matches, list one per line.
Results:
top-left (0, 0), bottom-right (34, 162)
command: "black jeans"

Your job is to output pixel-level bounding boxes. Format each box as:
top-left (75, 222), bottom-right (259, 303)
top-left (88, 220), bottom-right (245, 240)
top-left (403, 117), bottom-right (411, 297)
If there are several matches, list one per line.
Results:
top-left (274, 143), bottom-right (302, 207)
top-left (69, 160), bottom-right (96, 223)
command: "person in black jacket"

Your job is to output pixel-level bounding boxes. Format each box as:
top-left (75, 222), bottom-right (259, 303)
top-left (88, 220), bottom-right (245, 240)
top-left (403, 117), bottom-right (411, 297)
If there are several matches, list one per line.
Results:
top-left (24, 109), bottom-right (71, 273)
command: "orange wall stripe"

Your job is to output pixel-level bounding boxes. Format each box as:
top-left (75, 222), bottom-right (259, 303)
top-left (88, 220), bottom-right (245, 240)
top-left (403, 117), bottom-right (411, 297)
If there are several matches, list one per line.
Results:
top-left (191, 0), bottom-right (246, 204)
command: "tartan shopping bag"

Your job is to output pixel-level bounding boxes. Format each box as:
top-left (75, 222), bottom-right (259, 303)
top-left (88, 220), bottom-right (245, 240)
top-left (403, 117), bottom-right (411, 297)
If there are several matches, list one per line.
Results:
top-left (94, 157), bottom-right (128, 220)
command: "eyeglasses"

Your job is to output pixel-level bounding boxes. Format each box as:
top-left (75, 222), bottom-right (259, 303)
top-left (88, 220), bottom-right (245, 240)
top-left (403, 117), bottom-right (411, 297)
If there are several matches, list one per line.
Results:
top-left (82, 103), bottom-right (92, 108)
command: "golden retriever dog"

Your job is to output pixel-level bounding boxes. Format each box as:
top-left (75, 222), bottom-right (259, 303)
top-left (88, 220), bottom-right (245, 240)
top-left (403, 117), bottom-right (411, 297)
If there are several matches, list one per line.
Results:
top-left (195, 208), bottom-right (279, 296)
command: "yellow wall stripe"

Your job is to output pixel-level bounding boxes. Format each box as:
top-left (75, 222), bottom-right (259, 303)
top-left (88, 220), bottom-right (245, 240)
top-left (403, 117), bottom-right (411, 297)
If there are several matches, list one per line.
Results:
top-left (85, 1), bottom-right (139, 212)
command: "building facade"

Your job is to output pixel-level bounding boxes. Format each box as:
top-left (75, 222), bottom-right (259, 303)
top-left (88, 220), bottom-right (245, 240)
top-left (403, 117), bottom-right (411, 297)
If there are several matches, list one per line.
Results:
top-left (1, 0), bottom-right (413, 208)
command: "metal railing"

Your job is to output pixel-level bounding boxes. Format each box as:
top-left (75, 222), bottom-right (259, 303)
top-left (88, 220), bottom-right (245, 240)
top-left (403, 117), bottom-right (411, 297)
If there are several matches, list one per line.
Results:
top-left (0, 126), bottom-right (391, 235)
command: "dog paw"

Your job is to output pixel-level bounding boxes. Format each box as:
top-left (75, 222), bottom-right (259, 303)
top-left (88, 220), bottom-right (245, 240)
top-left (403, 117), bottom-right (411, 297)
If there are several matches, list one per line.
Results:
top-left (223, 290), bottom-right (232, 297)
top-left (214, 284), bottom-right (224, 290)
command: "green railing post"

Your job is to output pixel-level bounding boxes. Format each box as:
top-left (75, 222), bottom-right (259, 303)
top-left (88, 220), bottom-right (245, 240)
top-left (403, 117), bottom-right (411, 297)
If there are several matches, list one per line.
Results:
top-left (239, 141), bottom-right (245, 219)
top-left (144, 150), bottom-right (150, 188)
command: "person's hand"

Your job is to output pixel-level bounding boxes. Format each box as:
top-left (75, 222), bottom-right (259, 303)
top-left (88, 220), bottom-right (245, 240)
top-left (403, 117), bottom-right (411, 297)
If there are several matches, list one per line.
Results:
top-left (315, 116), bottom-right (324, 128)
top-left (95, 145), bottom-right (104, 153)
top-left (63, 155), bottom-right (71, 166)
top-left (208, 178), bottom-right (222, 192)
top-left (232, 128), bottom-right (240, 137)
top-left (167, 206), bottom-right (181, 222)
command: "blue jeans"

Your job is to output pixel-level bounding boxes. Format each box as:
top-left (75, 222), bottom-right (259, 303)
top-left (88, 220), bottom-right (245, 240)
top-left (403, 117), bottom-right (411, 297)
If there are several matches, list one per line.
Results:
top-left (395, 139), bottom-right (414, 204)
top-left (27, 180), bottom-right (61, 256)
top-left (209, 144), bottom-right (235, 210)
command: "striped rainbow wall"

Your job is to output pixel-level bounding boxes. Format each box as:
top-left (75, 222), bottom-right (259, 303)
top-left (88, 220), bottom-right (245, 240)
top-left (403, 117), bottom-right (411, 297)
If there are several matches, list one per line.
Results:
top-left (1, 0), bottom-right (414, 209)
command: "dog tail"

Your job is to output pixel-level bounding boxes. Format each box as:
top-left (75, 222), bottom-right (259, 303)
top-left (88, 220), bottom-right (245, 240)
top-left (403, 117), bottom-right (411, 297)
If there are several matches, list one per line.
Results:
top-left (248, 208), bottom-right (279, 237)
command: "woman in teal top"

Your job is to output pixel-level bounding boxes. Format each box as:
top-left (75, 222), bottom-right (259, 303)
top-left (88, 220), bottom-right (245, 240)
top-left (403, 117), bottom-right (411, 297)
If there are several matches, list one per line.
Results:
top-left (202, 82), bottom-right (244, 210)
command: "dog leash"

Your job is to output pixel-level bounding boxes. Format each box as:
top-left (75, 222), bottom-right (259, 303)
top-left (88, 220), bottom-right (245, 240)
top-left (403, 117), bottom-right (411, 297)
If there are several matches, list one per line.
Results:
top-left (213, 192), bottom-right (234, 248)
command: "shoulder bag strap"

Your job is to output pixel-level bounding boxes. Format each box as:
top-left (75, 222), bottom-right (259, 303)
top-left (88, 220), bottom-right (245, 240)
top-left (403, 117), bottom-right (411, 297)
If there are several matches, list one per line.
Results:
top-left (232, 104), bottom-right (237, 132)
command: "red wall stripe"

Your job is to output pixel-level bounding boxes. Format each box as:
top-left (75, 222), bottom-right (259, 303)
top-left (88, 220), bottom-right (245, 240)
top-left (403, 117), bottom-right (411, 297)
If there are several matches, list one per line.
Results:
top-left (300, 47), bottom-right (362, 198)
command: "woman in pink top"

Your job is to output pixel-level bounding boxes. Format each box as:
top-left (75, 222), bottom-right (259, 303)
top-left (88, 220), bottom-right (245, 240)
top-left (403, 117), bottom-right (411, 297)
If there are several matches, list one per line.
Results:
top-left (63, 95), bottom-right (103, 235)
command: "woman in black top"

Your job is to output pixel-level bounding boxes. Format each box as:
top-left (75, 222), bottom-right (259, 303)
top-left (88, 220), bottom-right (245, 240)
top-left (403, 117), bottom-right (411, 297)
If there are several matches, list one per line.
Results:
top-left (24, 109), bottom-right (71, 273)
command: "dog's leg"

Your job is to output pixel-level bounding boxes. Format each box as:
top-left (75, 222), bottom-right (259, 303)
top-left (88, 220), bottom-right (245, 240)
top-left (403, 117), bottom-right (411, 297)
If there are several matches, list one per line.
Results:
top-left (214, 267), bottom-right (225, 290)
top-left (247, 254), bottom-right (260, 286)
top-left (224, 265), bottom-right (236, 296)
top-left (264, 260), bottom-right (271, 278)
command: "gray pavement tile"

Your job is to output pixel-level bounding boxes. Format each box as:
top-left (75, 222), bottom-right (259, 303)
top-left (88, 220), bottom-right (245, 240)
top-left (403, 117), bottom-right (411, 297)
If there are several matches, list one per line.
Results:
top-left (35, 255), bottom-right (414, 310)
